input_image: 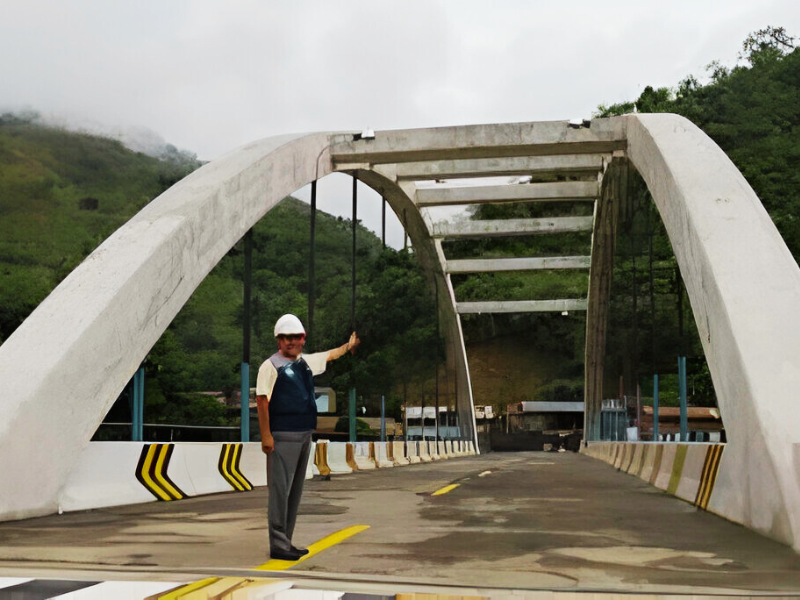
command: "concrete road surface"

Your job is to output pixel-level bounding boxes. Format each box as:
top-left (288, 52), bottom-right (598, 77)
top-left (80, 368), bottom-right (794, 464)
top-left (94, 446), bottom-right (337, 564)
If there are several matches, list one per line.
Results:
top-left (1, 451), bottom-right (799, 595)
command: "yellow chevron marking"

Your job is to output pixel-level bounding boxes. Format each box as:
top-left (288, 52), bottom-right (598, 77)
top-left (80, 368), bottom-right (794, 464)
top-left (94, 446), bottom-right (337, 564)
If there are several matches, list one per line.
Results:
top-left (142, 444), bottom-right (172, 501)
top-left (223, 444), bottom-right (245, 491)
top-left (155, 444), bottom-right (183, 500)
top-left (699, 445), bottom-right (724, 510)
top-left (230, 444), bottom-right (253, 490)
top-left (432, 484), bottom-right (460, 496)
top-left (255, 524), bottom-right (370, 571)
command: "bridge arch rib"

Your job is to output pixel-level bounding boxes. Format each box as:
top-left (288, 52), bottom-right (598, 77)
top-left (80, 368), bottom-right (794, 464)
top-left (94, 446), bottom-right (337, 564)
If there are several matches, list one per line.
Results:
top-left (624, 114), bottom-right (800, 548)
top-left (0, 132), bottom-right (338, 521)
top-left (1, 115), bottom-right (799, 554)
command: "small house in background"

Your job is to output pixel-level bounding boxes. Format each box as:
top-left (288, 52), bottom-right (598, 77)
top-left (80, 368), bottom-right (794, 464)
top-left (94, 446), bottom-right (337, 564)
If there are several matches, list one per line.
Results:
top-left (507, 401), bottom-right (584, 433)
top-left (639, 406), bottom-right (724, 441)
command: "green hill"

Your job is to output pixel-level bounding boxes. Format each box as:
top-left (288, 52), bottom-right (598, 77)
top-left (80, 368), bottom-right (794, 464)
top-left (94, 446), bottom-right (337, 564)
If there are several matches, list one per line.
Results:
top-left (0, 112), bottom-right (201, 342)
top-left (0, 115), bottom-right (439, 428)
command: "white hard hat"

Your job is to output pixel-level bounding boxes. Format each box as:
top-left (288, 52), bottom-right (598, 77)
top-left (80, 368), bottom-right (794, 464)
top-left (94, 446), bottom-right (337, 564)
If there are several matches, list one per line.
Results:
top-left (274, 314), bottom-right (306, 337)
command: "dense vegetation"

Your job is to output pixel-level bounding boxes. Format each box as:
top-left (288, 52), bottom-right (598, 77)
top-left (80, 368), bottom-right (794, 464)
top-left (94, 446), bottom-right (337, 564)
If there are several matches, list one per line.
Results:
top-left (594, 27), bottom-right (799, 406)
top-left (0, 112), bottom-right (200, 344)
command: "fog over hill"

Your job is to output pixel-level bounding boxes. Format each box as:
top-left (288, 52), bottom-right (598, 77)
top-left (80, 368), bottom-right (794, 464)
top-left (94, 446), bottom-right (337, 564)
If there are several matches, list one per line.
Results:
top-left (0, 108), bottom-right (199, 167)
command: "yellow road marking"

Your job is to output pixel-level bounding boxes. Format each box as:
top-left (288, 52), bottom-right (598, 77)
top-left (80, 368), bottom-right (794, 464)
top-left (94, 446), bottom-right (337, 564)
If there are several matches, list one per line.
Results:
top-left (158, 525), bottom-right (369, 598)
top-left (255, 524), bottom-right (370, 571)
top-left (158, 577), bottom-right (220, 599)
top-left (142, 445), bottom-right (172, 501)
top-left (432, 484), bottom-right (460, 496)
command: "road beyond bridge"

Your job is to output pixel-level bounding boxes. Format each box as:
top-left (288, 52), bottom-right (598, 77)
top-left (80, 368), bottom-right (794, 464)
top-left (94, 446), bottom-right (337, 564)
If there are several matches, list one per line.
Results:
top-left (1, 452), bottom-right (799, 596)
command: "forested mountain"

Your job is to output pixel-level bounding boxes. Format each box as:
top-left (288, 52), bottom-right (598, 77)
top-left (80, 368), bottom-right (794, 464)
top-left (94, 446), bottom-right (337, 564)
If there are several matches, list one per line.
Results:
top-left (0, 114), bottom-right (439, 426)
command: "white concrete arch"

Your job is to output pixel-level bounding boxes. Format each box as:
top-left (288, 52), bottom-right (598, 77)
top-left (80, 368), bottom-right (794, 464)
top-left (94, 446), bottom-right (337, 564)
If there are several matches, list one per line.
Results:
top-left (0, 129), bottom-right (479, 523)
top-left (625, 114), bottom-right (800, 548)
top-left (0, 133), bottom-right (336, 521)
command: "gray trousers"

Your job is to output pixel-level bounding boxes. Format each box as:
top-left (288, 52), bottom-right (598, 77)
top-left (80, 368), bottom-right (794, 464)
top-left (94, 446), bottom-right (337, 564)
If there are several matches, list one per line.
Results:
top-left (266, 430), bottom-right (313, 553)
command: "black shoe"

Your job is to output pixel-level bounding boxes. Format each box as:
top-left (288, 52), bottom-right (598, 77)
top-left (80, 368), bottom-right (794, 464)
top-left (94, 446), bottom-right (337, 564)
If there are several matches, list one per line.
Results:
top-left (291, 546), bottom-right (310, 556)
top-left (270, 548), bottom-right (304, 561)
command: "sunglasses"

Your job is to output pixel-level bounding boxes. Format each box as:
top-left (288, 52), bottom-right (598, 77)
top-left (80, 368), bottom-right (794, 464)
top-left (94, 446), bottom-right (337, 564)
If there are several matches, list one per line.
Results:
top-left (277, 334), bottom-right (305, 341)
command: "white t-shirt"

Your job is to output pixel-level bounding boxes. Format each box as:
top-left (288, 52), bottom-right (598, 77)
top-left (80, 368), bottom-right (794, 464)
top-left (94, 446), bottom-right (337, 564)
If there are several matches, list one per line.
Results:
top-left (255, 351), bottom-right (328, 400)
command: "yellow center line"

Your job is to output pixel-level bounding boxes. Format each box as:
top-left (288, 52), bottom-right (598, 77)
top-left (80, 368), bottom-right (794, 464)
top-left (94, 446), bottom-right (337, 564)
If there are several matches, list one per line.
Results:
top-left (255, 524), bottom-right (370, 571)
top-left (432, 483), bottom-right (460, 496)
top-left (158, 524), bottom-right (371, 598)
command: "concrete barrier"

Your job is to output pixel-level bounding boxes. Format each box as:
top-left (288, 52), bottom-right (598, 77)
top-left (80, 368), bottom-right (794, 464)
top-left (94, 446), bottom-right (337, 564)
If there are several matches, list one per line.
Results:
top-left (675, 444), bottom-right (725, 507)
top-left (466, 441), bottom-right (476, 455)
top-left (625, 443), bottom-right (643, 475)
top-left (451, 440), bottom-right (461, 456)
top-left (583, 442), bottom-right (727, 516)
top-left (58, 441), bottom-right (267, 514)
top-left (418, 441), bottom-right (432, 462)
top-left (327, 442), bottom-right (354, 474)
top-left (345, 443), bottom-right (360, 471)
top-left (305, 442), bottom-right (316, 480)
top-left (353, 442), bottom-right (376, 470)
top-left (437, 441), bottom-right (449, 459)
top-left (613, 443), bottom-right (627, 470)
top-left (373, 442), bottom-right (394, 468)
top-left (59, 443), bottom-right (157, 512)
top-left (391, 441), bottom-right (410, 466)
top-left (639, 444), bottom-right (657, 483)
top-left (314, 440), bottom-right (331, 477)
top-left (407, 441), bottom-right (422, 464)
top-left (446, 440), bottom-right (455, 457)
top-left (428, 440), bottom-right (441, 460)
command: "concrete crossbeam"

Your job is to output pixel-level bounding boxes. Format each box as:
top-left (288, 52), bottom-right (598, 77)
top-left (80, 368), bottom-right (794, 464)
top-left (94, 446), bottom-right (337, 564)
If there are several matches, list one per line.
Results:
top-left (447, 256), bottom-right (591, 273)
top-left (430, 217), bottom-right (594, 239)
top-left (394, 154), bottom-right (605, 180)
top-left (456, 299), bottom-right (588, 314)
top-left (330, 120), bottom-right (627, 164)
top-left (416, 181), bottom-right (598, 207)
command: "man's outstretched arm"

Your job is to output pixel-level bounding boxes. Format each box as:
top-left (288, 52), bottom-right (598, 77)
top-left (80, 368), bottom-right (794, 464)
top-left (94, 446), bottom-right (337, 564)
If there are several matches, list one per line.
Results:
top-left (326, 331), bottom-right (360, 361)
top-left (256, 395), bottom-right (274, 454)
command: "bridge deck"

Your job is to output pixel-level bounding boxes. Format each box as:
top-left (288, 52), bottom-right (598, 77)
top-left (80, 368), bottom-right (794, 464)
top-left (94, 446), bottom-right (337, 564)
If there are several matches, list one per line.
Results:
top-left (0, 452), bottom-right (798, 595)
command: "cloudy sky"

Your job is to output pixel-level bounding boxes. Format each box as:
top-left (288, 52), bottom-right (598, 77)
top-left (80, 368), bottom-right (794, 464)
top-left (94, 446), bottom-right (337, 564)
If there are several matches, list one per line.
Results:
top-left (2, 0), bottom-right (799, 247)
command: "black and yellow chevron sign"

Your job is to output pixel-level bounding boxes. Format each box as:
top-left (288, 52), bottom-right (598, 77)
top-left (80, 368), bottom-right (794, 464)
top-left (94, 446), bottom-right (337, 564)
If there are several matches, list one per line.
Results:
top-left (135, 443), bottom-right (187, 501)
top-left (695, 444), bottom-right (725, 510)
top-left (218, 443), bottom-right (253, 491)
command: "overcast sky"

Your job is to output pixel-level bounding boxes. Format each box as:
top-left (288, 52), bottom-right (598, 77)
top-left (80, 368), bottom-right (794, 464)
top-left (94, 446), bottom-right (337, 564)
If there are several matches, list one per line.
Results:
top-left (2, 0), bottom-right (799, 247)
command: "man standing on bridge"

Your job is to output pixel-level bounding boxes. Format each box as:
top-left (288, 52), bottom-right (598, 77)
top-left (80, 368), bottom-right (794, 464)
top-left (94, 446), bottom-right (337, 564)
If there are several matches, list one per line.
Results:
top-left (256, 314), bottom-right (360, 561)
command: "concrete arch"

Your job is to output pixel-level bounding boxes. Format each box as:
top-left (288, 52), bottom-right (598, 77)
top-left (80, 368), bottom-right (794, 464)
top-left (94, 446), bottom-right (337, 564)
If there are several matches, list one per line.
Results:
top-left (0, 132), bottom-right (336, 521)
top-left (0, 130), bottom-right (478, 522)
top-left (624, 114), bottom-right (800, 548)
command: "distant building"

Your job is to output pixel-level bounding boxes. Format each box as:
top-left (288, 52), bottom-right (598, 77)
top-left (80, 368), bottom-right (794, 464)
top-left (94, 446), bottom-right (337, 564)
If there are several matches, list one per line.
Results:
top-left (507, 401), bottom-right (584, 433)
